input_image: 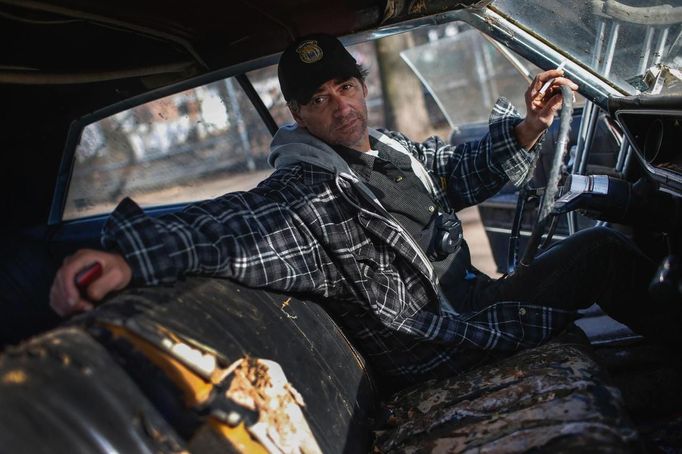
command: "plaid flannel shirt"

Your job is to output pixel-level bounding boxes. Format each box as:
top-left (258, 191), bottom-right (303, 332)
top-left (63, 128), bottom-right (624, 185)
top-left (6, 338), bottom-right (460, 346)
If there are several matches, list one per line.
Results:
top-left (102, 98), bottom-right (576, 387)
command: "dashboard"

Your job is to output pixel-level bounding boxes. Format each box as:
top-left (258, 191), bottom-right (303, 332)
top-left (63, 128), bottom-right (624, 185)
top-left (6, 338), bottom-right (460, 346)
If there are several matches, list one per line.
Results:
top-left (613, 97), bottom-right (682, 197)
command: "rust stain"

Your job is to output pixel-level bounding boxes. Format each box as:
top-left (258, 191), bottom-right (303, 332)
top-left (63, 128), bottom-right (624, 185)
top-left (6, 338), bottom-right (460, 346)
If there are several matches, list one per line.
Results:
top-left (285, 382), bottom-right (305, 407)
top-left (224, 357), bottom-right (321, 453)
top-left (280, 297), bottom-right (298, 320)
top-left (60, 354), bottom-right (71, 366)
top-left (408, 0), bottom-right (426, 15)
top-left (2, 369), bottom-right (28, 384)
top-left (226, 357), bottom-right (270, 411)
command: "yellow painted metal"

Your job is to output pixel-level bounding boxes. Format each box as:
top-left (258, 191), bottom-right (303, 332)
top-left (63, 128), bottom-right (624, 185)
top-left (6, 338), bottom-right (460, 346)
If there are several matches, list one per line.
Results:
top-left (208, 419), bottom-right (268, 454)
top-left (104, 323), bottom-right (213, 406)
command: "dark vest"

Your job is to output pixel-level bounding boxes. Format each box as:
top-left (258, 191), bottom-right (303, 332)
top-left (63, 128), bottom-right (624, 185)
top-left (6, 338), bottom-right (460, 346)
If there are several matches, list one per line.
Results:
top-left (334, 139), bottom-right (478, 305)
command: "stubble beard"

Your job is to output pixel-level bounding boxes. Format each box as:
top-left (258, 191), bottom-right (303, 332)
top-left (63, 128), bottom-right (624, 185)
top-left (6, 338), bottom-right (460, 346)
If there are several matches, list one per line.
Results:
top-left (331, 109), bottom-right (368, 150)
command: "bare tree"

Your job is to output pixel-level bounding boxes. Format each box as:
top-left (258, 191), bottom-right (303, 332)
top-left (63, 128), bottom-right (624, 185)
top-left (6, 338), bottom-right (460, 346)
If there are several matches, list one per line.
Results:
top-left (375, 32), bottom-right (431, 140)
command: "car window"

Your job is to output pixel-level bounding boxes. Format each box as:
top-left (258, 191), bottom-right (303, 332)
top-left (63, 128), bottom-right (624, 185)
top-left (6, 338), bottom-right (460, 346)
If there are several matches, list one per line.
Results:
top-left (64, 77), bottom-right (274, 220)
top-left (401, 23), bottom-right (588, 128)
top-left (401, 25), bottom-right (539, 127)
top-left (247, 65), bottom-right (295, 126)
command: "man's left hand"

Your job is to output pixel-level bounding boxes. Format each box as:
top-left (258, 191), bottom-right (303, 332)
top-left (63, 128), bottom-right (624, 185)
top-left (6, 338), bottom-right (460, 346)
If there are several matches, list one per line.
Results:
top-left (515, 69), bottom-right (579, 150)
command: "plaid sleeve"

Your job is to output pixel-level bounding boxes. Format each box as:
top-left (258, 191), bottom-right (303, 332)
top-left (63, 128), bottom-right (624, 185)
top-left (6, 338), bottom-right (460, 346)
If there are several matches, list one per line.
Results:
top-left (101, 197), bottom-right (178, 286)
top-left (393, 301), bottom-right (576, 353)
top-left (386, 97), bottom-right (544, 210)
top-left (100, 179), bottom-right (338, 294)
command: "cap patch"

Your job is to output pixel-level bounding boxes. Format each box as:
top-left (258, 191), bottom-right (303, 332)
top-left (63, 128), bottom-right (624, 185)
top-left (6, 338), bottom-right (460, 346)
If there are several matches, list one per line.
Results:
top-left (296, 40), bottom-right (324, 64)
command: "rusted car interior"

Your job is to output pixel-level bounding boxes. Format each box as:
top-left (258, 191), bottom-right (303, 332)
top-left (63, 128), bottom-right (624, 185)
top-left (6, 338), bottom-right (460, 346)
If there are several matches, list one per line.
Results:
top-left (1, 0), bottom-right (681, 452)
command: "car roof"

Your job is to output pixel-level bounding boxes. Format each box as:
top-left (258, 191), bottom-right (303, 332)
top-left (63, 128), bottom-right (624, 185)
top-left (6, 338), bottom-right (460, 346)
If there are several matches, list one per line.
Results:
top-left (1, 0), bottom-right (482, 232)
top-left (2, 0), bottom-right (483, 107)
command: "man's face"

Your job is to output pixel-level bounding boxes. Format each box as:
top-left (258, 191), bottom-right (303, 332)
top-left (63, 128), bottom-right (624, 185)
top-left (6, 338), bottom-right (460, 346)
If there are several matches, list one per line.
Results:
top-left (291, 77), bottom-right (369, 151)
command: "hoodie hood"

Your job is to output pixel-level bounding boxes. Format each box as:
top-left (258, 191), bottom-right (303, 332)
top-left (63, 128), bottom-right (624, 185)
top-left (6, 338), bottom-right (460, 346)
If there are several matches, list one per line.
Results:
top-left (269, 124), bottom-right (439, 199)
top-left (269, 124), bottom-right (354, 178)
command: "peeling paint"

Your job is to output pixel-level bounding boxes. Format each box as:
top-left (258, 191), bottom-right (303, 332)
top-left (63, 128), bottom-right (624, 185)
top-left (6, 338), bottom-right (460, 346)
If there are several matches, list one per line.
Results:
top-left (223, 357), bottom-right (322, 454)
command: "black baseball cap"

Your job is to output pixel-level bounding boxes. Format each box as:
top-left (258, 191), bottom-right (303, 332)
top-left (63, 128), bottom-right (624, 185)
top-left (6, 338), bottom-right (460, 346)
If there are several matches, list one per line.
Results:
top-left (278, 34), bottom-right (361, 104)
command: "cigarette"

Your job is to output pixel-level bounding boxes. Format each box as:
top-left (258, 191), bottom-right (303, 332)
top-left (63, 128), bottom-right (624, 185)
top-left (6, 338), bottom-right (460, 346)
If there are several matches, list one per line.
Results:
top-left (539, 60), bottom-right (568, 95)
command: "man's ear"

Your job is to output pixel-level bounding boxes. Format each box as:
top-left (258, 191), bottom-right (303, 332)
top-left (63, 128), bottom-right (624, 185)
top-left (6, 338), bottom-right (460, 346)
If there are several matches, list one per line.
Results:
top-left (362, 80), bottom-right (368, 98)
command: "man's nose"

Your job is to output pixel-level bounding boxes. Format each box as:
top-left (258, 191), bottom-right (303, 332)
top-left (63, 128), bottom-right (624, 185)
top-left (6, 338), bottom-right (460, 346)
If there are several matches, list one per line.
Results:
top-left (331, 94), bottom-right (352, 116)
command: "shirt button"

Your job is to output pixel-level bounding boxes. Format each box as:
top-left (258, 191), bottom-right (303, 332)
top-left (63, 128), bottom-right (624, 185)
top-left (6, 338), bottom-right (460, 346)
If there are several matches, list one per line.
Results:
top-left (519, 308), bottom-right (527, 316)
top-left (428, 205), bottom-right (435, 213)
top-left (395, 175), bottom-right (404, 182)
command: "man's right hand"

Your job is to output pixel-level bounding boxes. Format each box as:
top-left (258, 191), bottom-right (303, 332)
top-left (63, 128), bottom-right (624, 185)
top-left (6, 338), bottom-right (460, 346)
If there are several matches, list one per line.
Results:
top-left (50, 249), bottom-right (132, 317)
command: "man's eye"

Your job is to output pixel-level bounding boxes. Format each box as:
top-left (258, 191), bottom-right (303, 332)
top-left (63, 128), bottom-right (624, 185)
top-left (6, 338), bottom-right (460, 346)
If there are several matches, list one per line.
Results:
top-left (312, 96), bottom-right (326, 105)
top-left (342, 83), bottom-right (354, 90)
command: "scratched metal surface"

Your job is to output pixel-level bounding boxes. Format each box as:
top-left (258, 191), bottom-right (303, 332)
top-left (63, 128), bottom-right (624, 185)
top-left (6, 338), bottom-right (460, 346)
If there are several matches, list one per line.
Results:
top-left (374, 330), bottom-right (642, 453)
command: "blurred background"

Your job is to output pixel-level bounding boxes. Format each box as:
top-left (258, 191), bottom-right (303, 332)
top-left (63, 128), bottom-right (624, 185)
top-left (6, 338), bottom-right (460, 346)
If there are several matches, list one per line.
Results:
top-left (66, 22), bottom-right (541, 276)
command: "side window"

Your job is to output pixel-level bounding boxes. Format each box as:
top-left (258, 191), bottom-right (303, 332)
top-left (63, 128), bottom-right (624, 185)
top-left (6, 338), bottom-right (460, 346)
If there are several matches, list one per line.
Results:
top-left (247, 65), bottom-right (294, 126)
top-left (64, 77), bottom-right (274, 220)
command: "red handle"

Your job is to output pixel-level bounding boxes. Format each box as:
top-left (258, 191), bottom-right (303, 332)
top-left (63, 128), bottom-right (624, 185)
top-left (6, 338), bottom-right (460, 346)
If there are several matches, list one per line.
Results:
top-left (74, 262), bottom-right (103, 294)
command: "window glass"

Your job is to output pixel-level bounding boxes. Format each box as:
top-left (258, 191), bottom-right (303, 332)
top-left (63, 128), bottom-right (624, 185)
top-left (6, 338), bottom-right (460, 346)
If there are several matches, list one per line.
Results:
top-left (247, 65), bottom-right (294, 126)
top-left (65, 20), bottom-right (584, 222)
top-left (494, 0), bottom-right (682, 94)
top-left (401, 26), bottom-right (539, 127)
top-left (64, 77), bottom-right (274, 220)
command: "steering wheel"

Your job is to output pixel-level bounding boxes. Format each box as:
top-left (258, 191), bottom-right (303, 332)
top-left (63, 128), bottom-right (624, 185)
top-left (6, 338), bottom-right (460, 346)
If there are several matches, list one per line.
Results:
top-left (507, 85), bottom-right (575, 272)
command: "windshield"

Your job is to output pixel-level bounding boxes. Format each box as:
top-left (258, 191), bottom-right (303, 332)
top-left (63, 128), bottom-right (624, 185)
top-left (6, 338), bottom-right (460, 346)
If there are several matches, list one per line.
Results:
top-left (493, 0), bottom-right (682, 95)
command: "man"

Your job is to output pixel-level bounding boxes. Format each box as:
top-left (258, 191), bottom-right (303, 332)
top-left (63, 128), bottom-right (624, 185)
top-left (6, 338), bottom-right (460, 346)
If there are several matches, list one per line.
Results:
top-left (50, 34), bottom-right (675, 389)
